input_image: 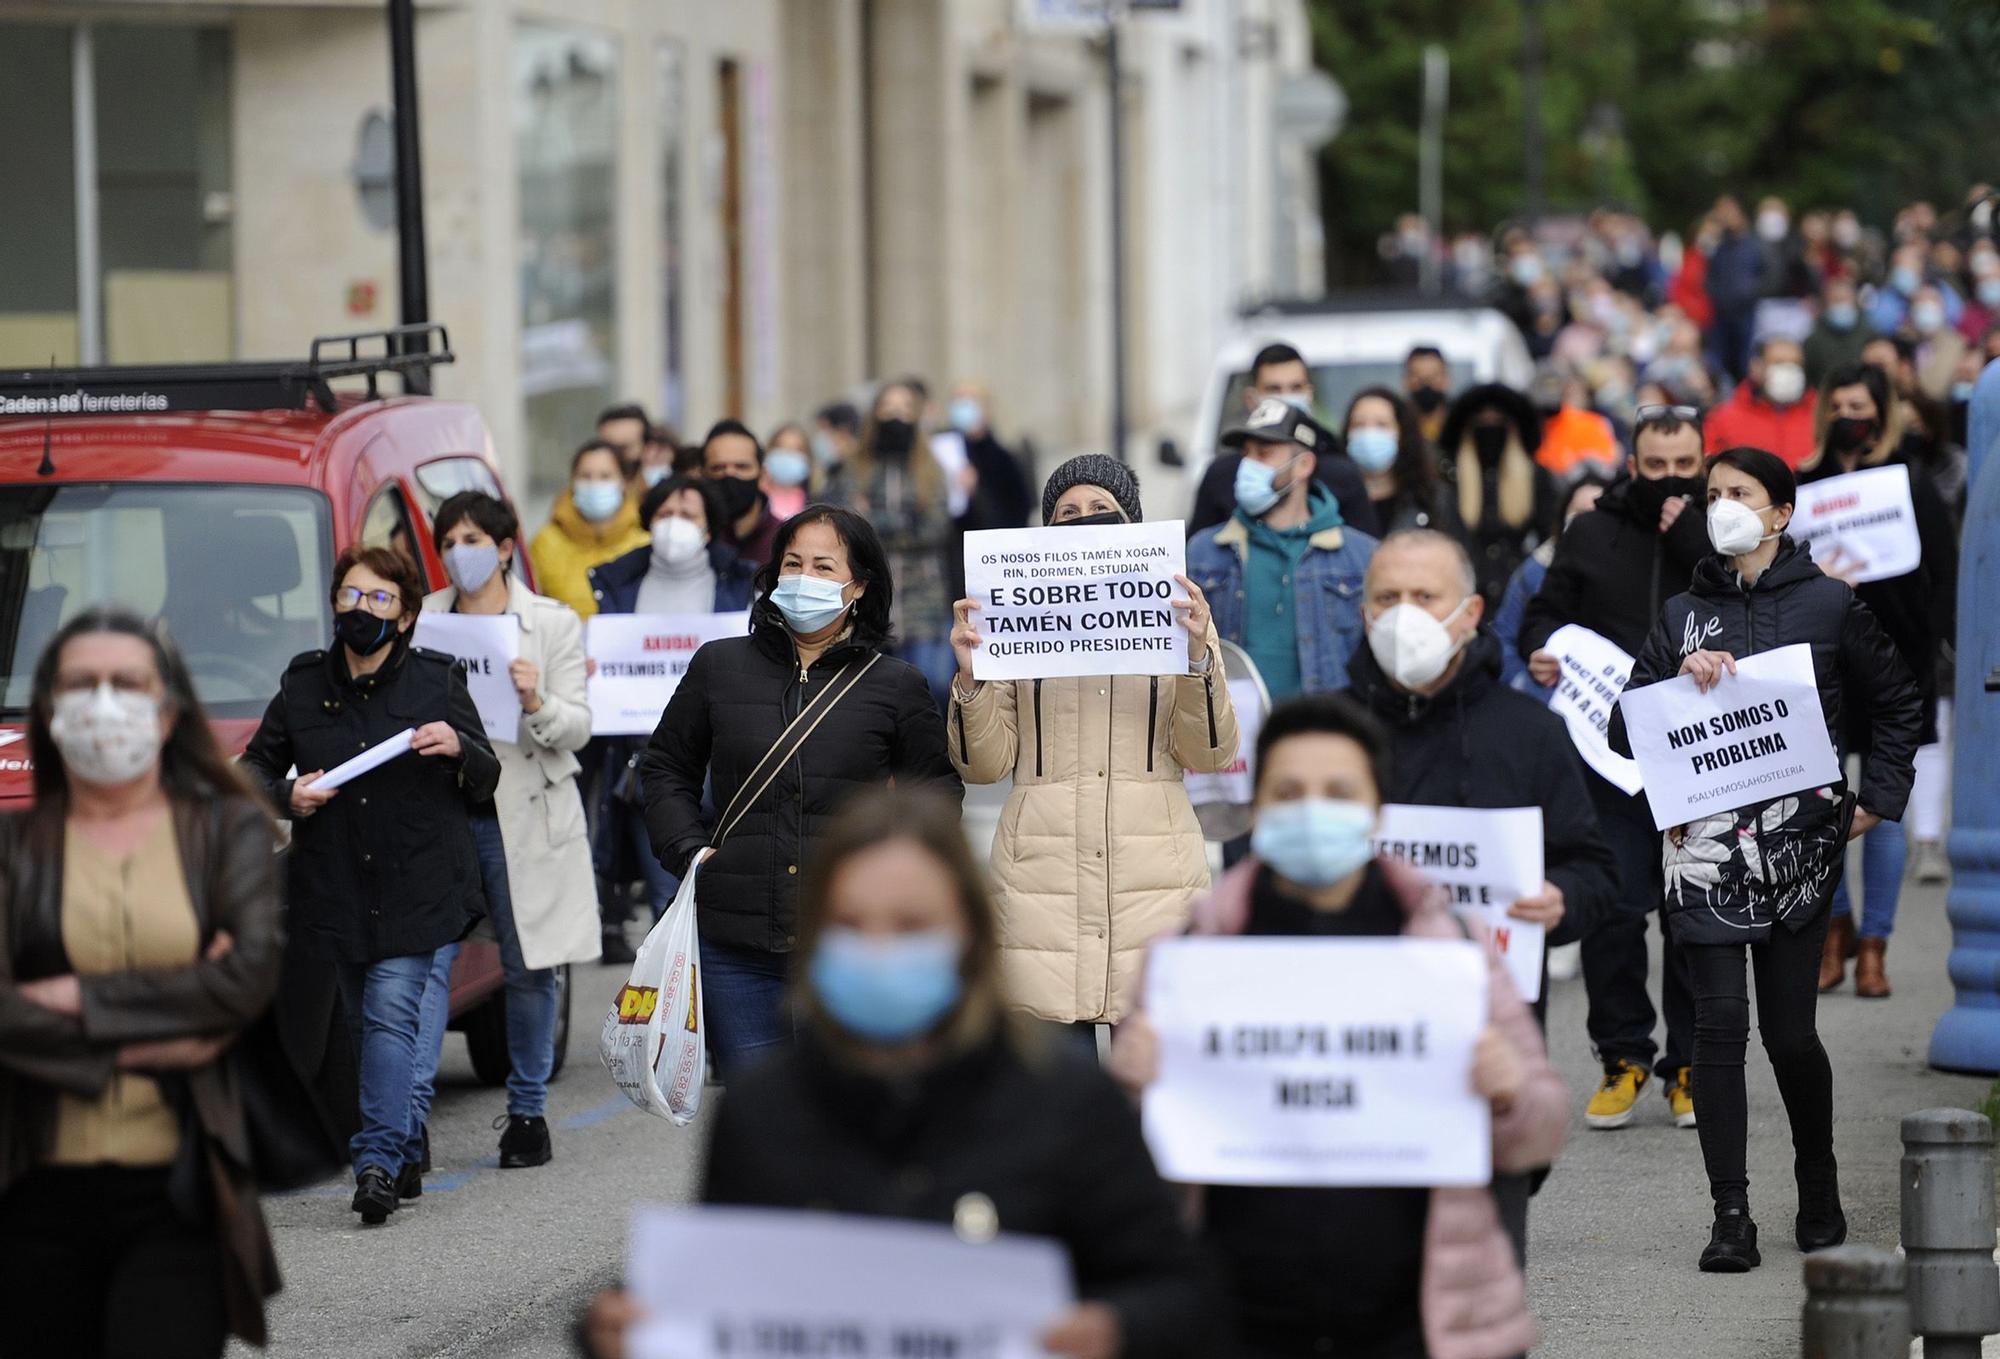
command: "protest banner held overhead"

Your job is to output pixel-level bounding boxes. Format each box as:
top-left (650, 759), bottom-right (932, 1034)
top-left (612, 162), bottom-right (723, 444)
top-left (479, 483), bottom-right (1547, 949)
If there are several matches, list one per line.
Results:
top-left (1373, 804), bottom-right (1547, 1003)
top-left (1142, 936), bottom-right (1491, 1188)
top-left (1787, 464), bottom-right (1921, 584)
top-left (1617, 643), bottom-right (1842, 831)
top-left (1544, 624), bottom-right (1644, 795)
top-left (625, 1206), bottom-right (1072, 1359)
top-left (585, 612), bottom-right (751, 736)
top-left (963, 520), bottom-right (1190, 681)
top-left (412, 612), bottom-right (522, 744)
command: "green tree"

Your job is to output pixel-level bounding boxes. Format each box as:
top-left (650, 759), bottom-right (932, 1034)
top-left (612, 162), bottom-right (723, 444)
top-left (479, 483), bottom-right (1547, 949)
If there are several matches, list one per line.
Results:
top-left (1309, 0), bottom-right (2000, 284)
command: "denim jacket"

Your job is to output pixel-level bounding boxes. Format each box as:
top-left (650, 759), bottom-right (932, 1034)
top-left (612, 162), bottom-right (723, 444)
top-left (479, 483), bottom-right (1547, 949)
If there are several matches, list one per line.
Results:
top-left (1187, 515), bottom-right (1377, 696)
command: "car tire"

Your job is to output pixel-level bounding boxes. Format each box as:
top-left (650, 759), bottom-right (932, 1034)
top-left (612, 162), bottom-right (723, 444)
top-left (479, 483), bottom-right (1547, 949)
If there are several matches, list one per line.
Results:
top-left (463, 964), bottom-right (573, 1087)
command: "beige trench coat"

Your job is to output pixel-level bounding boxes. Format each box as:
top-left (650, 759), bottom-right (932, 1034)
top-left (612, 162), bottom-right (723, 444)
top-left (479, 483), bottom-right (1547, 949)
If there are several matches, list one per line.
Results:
top-left (423, 575), bottom-right (600, 970)
top-left (949, 652), bottom-right (1239, 1024)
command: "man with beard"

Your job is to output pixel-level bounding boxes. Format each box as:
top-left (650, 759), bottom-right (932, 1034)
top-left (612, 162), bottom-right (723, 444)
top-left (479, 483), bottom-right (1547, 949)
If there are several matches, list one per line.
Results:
top-left (1520, 406), bottom-right (1711, 1132)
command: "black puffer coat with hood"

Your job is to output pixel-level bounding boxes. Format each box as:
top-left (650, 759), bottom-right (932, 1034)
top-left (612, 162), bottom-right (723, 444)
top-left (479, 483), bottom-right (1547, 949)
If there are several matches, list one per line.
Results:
top-left (1608, 537), bottom-right (1922, 944)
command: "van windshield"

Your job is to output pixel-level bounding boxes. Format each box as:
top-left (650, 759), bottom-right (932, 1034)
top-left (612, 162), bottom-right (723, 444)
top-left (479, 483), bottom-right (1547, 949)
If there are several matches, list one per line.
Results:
top-left (0, 483), bottom-right (333, 718)
top-left (1214, 358), bottom-right (1476, 447)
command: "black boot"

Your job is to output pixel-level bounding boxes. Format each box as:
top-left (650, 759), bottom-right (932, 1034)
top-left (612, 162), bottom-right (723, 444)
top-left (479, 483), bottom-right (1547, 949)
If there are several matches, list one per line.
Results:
top-left (351, 1166), bottom-right (398, 1225)
top-left (1796, 1157), bottom-right (1847, 1252)
top-left (497, 1114), bottom-right (553, 1169)
top-left (395, 1162), bottom-right (423, 1200)
top-left (1699, 1208), bottom-right (1761, 1272)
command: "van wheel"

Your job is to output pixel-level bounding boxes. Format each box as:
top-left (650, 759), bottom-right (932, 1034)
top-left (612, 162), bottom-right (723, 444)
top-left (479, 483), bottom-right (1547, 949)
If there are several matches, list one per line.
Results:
top-left (464, 965), bottom-right (573, 1087)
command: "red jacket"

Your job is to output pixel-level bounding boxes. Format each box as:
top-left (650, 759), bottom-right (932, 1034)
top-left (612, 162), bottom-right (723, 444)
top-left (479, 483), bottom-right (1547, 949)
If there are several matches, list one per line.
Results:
top-left (1704, 385), bottom-right (1818, 468)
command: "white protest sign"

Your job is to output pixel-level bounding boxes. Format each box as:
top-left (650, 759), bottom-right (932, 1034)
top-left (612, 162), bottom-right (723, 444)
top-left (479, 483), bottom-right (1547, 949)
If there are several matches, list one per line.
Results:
top-left (964, 521), bottom-right (1188, 681)
top-left (1789, 465), bottom-right (1921, 584)
top-left (1617, 642), bottom-right (1841, 831)
top-left (626, 1206), bottom-right (1073, 1359)
top-left (1142, 937), bottom-right (1490, 1187)
top-left (1374, 804), bottom-right (1546, 1003)
top-left (586, 612), bottom-right (751, 736)
top-left (1546, 624), bottom-right (1644, 795)
top-left (1183, 675), bottom-right (1265, 821)
top-left (413, 612), bottom-right (521, 745)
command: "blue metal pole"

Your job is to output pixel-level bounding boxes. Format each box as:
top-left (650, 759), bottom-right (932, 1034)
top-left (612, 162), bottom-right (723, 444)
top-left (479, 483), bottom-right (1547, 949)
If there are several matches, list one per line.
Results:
top-left (1930, 428), bottom-right (2000, 1072)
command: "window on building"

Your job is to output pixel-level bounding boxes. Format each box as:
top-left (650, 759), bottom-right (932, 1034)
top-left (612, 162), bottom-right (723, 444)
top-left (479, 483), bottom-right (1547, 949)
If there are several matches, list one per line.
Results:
top-left (516, 24), bottom-right (620, 498)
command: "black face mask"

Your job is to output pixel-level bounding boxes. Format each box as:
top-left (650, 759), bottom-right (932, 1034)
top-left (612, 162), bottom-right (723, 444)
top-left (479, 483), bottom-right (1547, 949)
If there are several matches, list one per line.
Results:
top-left (1471, 424), bottom-right (1509, 465)
top-left (1410, 386), bottom-right (1447, 415)
top-left (1630, 473), bottom-right (1703, 524)
top-left (334, 608), bottom-right (398, 656)
top-left (712, 473), bottom-right (763, 521)
top-left (874, 419), bottom-right (916, 457)
top-left (1057, 511), bottom-right (1126, 529)
top-left (1827, 417), bottom-right (1878, 456)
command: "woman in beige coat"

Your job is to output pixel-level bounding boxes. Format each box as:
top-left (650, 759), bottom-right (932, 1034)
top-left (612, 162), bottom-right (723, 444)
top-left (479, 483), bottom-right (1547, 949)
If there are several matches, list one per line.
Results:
top-left (414, 491), bottom-right (599, 1173)
top-left (948, 455), bottom-right (1239, 1029)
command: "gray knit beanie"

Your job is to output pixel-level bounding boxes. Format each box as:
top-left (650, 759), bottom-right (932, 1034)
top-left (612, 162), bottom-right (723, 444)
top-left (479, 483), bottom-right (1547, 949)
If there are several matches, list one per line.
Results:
top-left (1040, 454), bottom-right (1143, 525)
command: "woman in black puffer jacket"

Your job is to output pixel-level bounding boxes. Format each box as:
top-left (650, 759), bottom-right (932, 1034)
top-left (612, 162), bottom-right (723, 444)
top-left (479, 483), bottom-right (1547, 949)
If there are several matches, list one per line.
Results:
top-left (640, 505), bottom-right (961, 1077)
top-left (1610, 447), bottom-right (1920, 1277)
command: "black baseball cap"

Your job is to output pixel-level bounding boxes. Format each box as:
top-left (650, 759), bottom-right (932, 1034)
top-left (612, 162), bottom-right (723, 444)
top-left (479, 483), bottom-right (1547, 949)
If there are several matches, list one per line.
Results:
top-left (1221, 397), bottom-right (1323, 454)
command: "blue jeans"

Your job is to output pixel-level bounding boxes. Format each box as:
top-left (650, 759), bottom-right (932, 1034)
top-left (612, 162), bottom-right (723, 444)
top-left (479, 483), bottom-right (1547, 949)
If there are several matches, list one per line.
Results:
top-left (411, 814), bottom-right (560, 1121)
top-left (333, 951), bottom-right (436, 1176)
top-left (1829, 813), bottom-right (1907, 941)
top-left (895, 638), bottom-right (957, 710)
top-left (701, 940), bottom-right (793, 1079)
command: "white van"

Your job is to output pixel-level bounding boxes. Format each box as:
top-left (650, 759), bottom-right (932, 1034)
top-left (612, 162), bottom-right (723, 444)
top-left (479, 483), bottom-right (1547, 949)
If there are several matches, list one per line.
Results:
top-left (1186, 301), bottom-right (1533, 489)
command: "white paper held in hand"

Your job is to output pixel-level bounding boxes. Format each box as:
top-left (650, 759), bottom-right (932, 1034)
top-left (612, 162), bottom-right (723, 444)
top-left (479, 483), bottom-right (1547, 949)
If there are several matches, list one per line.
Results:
top-left (625, 1205), bottom-right (1074, 1359)
top-left (311, 728), bottom-right (416, 791)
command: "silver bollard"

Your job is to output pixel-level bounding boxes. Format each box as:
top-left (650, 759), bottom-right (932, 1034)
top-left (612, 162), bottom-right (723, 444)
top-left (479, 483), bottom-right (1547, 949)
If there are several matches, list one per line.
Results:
top-left (1901, 1108), bottom-right (2000, 1359)
top-left (1801, 1247), bottom-right (1909, 1358)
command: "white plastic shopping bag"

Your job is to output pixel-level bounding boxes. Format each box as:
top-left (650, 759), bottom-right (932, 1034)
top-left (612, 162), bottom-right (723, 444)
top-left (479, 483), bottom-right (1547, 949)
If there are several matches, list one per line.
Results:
top-left (600, 858), bottom-right (706, 1125)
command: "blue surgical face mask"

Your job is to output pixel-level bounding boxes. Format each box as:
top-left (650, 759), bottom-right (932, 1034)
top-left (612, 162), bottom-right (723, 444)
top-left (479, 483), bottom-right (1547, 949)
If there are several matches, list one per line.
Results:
top-left (766, 448), bottom-right (812, 488)
top-left (1825, 302), bottom-right (1859, 330)
top-left (1891, 265), bottom-right (1922, 297)
top-left (1347, 427), bottom-right (1399, 474)
top-left (445, 542), bottom-right (501, 595)
top-left (948, 397), bottom-right (984, 433)
top-left (1279, 393), bottom-right (1315, 415)
top-left (642, 464), bottom-right (670, 488)
top-left (573, 479), bottom-right (625, 523)
top-left (1234, 450), bottom-right (1304, 518)
top-left (1980, 278), bottom-right (2000, 310)
top-left (771, 572), bottom-right (853, 633)
top-left (1251, 798), bottom-right (1377, 888)
top-left (1952, 380), bottom-right (1977, 403)
top-left (811, 430), bottom-right (841, 465)
top-left (810, 926), bottom-right (964, 1043)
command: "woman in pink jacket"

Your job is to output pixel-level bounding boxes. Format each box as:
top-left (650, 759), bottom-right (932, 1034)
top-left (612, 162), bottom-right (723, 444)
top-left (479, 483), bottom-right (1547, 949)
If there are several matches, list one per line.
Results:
top-left (1111, 693), bottom-right (1568, 1359)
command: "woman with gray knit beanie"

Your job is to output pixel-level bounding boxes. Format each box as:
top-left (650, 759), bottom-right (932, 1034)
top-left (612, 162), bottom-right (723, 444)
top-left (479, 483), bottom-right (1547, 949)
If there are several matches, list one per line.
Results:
top-left (946, 454), bottom-right (1240, 1037)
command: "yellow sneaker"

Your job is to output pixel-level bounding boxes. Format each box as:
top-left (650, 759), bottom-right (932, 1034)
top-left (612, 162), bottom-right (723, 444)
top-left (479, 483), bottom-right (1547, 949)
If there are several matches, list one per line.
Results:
top-left (1668, 1067), bottom-right (1697, 1129)
top-left (1585, 1059), bottom-right (1650, 1129)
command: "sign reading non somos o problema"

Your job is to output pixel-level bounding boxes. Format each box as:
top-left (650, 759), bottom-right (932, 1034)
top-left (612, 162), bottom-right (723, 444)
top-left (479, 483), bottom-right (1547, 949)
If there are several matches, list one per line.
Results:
top-left (1141, 936), bottom-right (1491, 1188)
top-left (585, 612), bottom-right (751, 736)
top-left (1616, 642), bottom-right (1842, 831)
top-left (963, 521), bottom-right (1189, 681)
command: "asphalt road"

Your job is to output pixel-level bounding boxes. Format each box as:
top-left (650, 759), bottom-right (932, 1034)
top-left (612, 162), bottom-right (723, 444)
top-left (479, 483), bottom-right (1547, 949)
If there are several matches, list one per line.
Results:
top-left (240, 786), bottom-right (1994, 1358)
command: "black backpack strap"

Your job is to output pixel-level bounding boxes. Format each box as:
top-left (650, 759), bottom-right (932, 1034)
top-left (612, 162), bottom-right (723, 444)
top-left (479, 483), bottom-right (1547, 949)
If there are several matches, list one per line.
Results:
top-left (708, 653), bottom-right (884, 852)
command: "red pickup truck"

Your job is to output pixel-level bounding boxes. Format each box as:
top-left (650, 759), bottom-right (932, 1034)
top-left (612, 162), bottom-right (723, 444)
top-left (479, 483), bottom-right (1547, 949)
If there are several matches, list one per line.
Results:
top-left (0, 327), bottom-right (565, 1087)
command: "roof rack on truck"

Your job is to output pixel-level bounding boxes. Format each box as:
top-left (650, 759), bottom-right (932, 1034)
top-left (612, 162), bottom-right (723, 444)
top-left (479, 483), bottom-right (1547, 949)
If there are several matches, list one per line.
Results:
top-left (0, 324), bottom-right (454, 419)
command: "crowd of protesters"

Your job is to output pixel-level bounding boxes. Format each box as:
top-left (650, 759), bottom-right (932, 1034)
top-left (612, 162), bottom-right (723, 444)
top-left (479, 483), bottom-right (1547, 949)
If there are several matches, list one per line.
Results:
top-left (0, 180), bottom-right (1983, 1359)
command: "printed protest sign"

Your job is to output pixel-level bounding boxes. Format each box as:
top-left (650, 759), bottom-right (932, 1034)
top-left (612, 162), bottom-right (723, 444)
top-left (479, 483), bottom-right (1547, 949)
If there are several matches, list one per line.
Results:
top-left (626, 1206), bottom-right (1073, 1359)
top-left (1374, 804), bottom-right (1546, 1003)
top-left (963, 521), bottom-right (1188, 681)
top-left (1545, 624), bottom-right (1644, 795)
top-left (1788, 465), bottom-right (1921, 584)
top-left (586, 612), bottom-right (751, 736)
top-left (413, 612), bottom-right (521, 745)
top-left (1617, 642), bottom-right (1841, 831)
top-left (1142, 937), bottom-right (1490, 1187)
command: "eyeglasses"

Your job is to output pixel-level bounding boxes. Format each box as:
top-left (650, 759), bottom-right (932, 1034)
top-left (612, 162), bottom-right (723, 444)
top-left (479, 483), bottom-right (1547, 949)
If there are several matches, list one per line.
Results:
top-left (335, 587), bottom-right (402, 614)
top-left (1635, 403), bottom-right (1702, 424)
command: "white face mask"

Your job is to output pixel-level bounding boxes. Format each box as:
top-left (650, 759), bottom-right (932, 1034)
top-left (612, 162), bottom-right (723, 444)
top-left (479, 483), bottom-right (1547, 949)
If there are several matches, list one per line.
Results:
top-left (1707, 498), bottom-right (1779, 557)
top-left (1762, 362), bottom-right (1806, 406)
top-left (49, 683), bottom-right (165, 787)
top-left (1366, 597), bottom-right (1472, 691)
top-left (651, 515), bottom-right (707, 567)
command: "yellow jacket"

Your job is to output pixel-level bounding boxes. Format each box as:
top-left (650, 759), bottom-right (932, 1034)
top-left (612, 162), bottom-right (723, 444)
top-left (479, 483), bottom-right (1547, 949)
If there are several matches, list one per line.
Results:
top-left (529, 492), bottom-right (649, 619)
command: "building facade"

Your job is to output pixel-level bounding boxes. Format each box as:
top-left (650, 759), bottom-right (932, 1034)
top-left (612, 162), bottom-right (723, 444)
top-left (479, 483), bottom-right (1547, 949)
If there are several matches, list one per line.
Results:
top-left (0, 0), bottom-right (1321, 500)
